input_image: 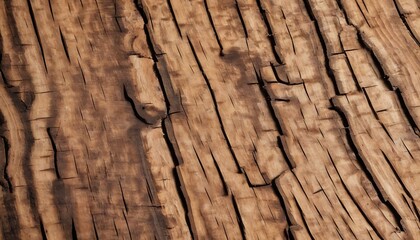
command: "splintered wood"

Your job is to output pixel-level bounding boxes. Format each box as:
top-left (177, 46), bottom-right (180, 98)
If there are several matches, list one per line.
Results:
top-left (0, 0), bottom-right (419, 239)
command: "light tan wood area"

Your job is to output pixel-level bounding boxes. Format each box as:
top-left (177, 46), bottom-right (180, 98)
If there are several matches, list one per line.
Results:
top-left (0, 0), bottom-right (419, 239)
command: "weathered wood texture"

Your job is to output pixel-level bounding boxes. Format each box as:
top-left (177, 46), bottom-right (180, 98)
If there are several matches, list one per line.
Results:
top-left (0, 0), bottom-right (419, 239)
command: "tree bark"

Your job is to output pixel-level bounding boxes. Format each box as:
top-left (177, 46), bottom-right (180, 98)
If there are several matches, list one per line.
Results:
top-left (0, 0), bottom-right (419, 239)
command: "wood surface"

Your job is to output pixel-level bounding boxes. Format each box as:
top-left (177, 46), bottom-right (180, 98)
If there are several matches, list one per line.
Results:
top-left (0, 0), bottom-right (419, 239)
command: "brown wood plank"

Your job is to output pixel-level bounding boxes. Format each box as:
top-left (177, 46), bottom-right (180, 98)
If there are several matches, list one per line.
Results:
top-left (0, 0), bottom-right (419, 239)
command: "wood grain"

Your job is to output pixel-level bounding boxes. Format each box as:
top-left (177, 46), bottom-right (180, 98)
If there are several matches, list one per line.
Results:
top-left (0, 0), bottom-right (419, 239)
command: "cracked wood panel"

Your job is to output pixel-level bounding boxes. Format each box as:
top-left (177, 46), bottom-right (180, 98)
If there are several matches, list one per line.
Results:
top-left (0, 0), bottom-right (418, 239)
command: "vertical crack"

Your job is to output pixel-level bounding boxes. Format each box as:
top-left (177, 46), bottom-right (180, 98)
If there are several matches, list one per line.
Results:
top-left (94, 0), bottom-right (107, 33)
top-left (256, 0), bottom-right (284, 65)
top-left (113, 219), bottom-right (119, 237)
top-left (293, 197), bottom-right (315, 239)
top-left (59, 27), bottom-right (70, 62)
top-left (354, 1), bottom-right (371, 27)
top-left (123, 210), bottom-right (133, 240)
top-left (119, 180), bottom-right (129, 213)
top-left (338, 0), bottom-right (419, 136)
top-left (92, 214), bottom-right (99, 240)
top-left (77, 60), bottom-right (87, 85)
top-left (380, 151), bottom-right (413, 200)
top-left (203, 0), bottom-right (224, 56)
top-left (301, 0), bottom-right (341, 95)
top-left (0, 136), bottom-right (12, 192)
top-left (166, 0), bottom-right (182, 38)
top-left (391, 0), bottom-right (419, 45)
top-left (48, 0), bottom-right (55, 21)
top-left (362, 88), bottom-right (379, 120)
top-left (39, 219), bottom-right (48, 240)
top-left (252, 65), bottom-right (298, 176)
top-left (395, 88), bottom-right (419, 136)
top-left (328, 158), bottom-right (389, 240)
top-left (186, 35), bottom-right (242, 174)
top-left (26, 0), bottom-right (48, 73)
top-left (253, 65), bottom-right (284, 135)
top-left (285, 24), bottom-right (295, 54)
top-left (231, 195), bottom-right (246, 239)
top-left (193, 146), bottom-right (208, 180)
top-left (0, 4), bottom-right (40, 237)
top-left (299, 1), bottom-right (411, 234)
top-left (210, 150), bottom-right (229, 195)
top-left (133, 1), bottom-right (195, 237)
top-left (235, 0), bottom-right (248, 38)
top-left (329, 103), bottom-right (404, 235)
top-left (277, 137), bottom-right (295, 170)
top-left (71, 218), bottom-right (78, 240)
top-left (47, 127), bottom-right (60, 179)
top-left (272, 183), bottom-right (295, 240)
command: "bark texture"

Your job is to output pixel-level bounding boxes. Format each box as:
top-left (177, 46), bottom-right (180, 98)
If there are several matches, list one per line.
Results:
top-left (0, 0), bottom-right (419, 239)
